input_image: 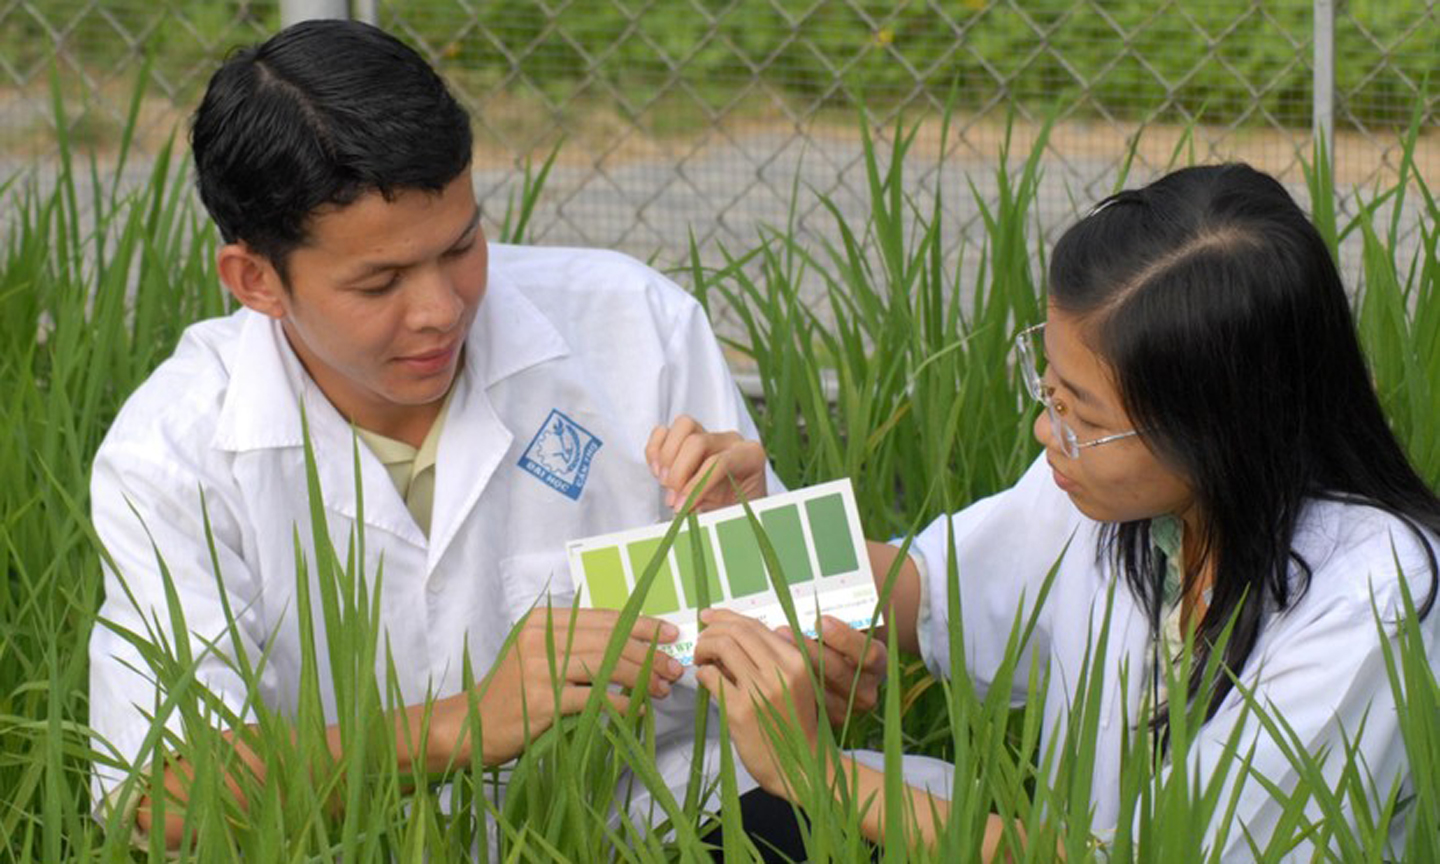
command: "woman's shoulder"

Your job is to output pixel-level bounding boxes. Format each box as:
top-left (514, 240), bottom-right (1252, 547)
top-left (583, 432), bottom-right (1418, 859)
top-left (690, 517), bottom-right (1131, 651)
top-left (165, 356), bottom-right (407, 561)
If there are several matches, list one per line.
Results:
top-left (918, 456), bottom-right (1085, 535)
top-left (1290, 496), bottom-right (1440, 618)
top-left (909, 455), bottom-right (1099, 586)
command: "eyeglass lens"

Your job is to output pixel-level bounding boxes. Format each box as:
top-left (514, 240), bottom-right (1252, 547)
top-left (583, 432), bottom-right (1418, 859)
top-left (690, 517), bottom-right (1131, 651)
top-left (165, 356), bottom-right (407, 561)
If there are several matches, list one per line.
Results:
top-left (1017, 325), bottom-right (1080, 458)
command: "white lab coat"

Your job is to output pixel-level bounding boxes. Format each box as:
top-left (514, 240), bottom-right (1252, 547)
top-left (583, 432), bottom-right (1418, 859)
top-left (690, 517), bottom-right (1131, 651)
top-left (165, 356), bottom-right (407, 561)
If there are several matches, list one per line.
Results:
top-left (908, 455), bottom-right (1440, 859)
top-left (88, 244), bottom-right (774, 816)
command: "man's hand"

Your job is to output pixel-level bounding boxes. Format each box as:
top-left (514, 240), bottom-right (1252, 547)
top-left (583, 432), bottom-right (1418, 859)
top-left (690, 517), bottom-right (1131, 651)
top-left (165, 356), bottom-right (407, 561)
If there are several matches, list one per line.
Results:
top-left (778, 615), bottom-right (886, 728)
top-left (646, 415), bottom-right (767, 512)
top-left (693, 609), bottom-right (819, 799)
top-left (468, 607), bottom-right (684, 765)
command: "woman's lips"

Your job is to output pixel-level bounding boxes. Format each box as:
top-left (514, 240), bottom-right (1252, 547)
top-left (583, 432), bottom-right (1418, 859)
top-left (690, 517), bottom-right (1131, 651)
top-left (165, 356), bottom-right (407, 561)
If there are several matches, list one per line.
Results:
top-left (1049, 460), bottom-right (1079, 493)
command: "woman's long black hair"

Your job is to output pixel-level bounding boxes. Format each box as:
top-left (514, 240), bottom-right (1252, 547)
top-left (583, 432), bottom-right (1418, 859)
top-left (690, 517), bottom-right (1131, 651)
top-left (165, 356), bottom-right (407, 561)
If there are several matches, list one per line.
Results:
top-left (1048, 163), bottom-right (1440, 734)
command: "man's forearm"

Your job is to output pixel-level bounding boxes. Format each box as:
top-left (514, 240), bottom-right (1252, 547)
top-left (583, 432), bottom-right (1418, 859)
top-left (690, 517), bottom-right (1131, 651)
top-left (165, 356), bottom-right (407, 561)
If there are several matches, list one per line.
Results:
top-left (135, 693), bottom-right (484, 848)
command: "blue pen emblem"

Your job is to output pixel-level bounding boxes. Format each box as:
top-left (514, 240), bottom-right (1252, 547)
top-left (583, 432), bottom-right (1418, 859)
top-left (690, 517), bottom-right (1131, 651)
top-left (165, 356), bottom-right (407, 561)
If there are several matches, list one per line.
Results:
top-left (519, 409), bottom-right (602, 501)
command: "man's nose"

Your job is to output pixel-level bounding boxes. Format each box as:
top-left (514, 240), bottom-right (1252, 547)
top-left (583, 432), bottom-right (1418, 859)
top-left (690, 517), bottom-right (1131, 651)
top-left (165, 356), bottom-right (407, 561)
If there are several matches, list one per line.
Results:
top-left (407, 265), bottom-right (464, 332)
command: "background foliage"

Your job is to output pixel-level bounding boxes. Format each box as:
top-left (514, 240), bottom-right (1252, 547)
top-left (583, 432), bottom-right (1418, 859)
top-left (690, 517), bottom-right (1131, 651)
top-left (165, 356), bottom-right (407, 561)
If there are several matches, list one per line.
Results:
top-left (1, 80), bottom-right (1439, 858)
top-left (6, 0), bottom-right (1434, 128)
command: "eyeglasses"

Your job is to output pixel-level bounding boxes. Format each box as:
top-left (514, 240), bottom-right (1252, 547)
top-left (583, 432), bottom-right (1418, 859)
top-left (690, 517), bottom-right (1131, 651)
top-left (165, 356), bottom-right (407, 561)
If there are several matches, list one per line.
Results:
top-left (1014, 323), bottom-right (1139, 459)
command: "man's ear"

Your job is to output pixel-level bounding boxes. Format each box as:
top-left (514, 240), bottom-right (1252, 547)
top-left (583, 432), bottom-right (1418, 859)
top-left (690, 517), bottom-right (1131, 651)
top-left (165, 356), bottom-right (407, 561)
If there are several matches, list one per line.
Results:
top-left (217, 243), bottom-right (288, 319)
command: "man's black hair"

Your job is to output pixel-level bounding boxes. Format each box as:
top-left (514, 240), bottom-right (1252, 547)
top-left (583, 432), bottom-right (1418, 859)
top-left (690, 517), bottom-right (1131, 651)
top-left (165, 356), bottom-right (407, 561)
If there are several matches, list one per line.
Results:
top-left (190, 19), bottom-right (472, 280)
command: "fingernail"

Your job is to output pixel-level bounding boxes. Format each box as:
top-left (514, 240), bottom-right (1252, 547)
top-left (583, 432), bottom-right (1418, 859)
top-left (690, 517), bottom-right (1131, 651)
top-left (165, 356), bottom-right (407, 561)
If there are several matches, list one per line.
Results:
top-left (776, 625), bottom-right (792, 638)
top-left (660, 622), bottom-right (679, 641)
top-left (660, 467), bottom-right (669, 483)
top-left (699, 608), bottom-right (714, 623)
top-left (650, 460), bottom-right (659, 476)
top-left (665, 490), bottom-right (676, 509)
top-left (821, 616), bottom-right (838, 635)
top-left (667, 657), bottom-right (683, 677)
top-left (656, 680), bottom-right (672, 697)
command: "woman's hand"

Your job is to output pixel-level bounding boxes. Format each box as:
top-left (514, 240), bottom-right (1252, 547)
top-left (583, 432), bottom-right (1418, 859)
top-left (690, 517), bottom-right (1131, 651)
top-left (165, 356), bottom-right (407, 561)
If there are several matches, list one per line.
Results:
top-left (646, 415), bottom-right (767, 512)
top-left (692, 608), bottom-right (819, 799)
top-left (778, 616), bottom-right (887, 728)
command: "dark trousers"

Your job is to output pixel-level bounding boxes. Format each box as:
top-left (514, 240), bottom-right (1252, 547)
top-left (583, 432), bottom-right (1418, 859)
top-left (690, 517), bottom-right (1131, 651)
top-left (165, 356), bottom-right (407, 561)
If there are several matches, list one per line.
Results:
top-left (703, 787), bottom-right (809, 863)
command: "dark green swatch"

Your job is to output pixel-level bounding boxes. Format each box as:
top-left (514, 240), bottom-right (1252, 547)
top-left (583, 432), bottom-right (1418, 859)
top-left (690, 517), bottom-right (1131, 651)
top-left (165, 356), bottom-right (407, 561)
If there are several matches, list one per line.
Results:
top-left (761, 505), bottom-right (813, 584)
top-left (806, 493), bottom-right (858, 576)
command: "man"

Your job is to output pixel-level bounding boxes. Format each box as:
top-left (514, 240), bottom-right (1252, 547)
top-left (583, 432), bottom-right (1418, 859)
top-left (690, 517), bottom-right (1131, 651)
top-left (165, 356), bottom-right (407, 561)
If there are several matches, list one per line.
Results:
top-left (87, 19), bottom-right (878, 851)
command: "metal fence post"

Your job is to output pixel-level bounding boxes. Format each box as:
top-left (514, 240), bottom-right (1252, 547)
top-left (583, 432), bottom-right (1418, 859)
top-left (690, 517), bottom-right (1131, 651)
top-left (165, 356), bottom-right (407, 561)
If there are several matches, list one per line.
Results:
top-left (279, 0), bottom-right (351, 28)
top-left (1314, 0), bottom-right (1336, 169)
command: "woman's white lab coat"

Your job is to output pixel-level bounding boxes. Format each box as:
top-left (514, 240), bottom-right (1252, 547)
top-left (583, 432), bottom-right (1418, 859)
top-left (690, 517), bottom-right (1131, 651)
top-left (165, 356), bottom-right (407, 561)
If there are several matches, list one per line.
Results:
top-left (907, 456), bottom-right (1439, 859)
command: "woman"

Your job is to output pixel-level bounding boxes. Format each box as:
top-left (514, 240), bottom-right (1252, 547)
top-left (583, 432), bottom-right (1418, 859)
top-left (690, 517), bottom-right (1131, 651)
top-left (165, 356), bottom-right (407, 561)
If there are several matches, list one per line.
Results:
top-left (655, 164), bottom-right (1440, 858)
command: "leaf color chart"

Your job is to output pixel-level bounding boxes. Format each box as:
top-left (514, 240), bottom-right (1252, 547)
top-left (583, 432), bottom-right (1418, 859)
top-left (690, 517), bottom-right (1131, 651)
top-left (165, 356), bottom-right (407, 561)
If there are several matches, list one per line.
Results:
top-left (566, 480), bottom-right (880, 666)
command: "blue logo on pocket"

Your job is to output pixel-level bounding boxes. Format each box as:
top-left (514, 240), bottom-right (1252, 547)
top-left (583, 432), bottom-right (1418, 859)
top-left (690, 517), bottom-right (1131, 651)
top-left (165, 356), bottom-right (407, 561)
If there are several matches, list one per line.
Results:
top-left (518, 409), bottom-right (602, 501)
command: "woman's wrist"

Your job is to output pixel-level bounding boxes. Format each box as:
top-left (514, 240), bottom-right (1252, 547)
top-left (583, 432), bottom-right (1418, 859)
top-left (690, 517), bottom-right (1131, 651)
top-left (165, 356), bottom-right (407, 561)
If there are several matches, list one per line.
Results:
top-left (418, 694), bottom-right (483, 773)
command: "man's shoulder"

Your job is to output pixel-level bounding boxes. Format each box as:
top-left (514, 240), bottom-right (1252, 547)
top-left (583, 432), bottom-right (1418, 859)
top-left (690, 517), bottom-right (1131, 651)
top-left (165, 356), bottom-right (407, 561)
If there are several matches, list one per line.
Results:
top-left (488, 243), bottom-right (701, 323)
top-left (97, 310), bottom-right (250, 461)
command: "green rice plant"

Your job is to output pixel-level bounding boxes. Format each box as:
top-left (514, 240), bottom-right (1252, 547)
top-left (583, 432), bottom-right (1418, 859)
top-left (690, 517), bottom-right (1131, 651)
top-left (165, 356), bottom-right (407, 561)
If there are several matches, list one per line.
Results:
top-left (688, 112), bottom-right (1045, 539)
top-left (0, 72), bottom-right (227, 862)
top-left (0, 69), bottom-right (648, 861)
top-left (1382, 571), bottom-right (1440, 863)
top-left (5, 66), bottom-right (1440, 860)
top-left (1344, 119), bottom-right (1440, 484)
top-left (683, 113), bottom-right (1440, 861)
top-left (85, 422), bottom-right (744, 862)
top-left (685, 110), bottom-right (1054, 765)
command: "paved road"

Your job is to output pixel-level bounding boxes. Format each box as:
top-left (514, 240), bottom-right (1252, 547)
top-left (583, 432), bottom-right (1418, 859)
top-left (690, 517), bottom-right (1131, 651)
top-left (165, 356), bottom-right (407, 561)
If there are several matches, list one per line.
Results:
top-left (471, 127), bottom-right (1422, 339)
top-left (3, 125), bottom-right (1424, 344)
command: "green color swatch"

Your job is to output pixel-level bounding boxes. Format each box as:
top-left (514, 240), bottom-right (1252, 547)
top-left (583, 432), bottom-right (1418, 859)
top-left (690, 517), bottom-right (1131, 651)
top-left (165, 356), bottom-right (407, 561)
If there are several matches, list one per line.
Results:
top-left (628, 537), bottom-right (680, 615)
top-left (675, 528), bottom-right (723, 606)
top-left (806, 493), bottom-right (859, 576)
top-left (581, 547), bottom-right (628, 610)
top-left (716, 517), bottom-right (768, 597)
top-left (760, 505), bottom-right (813, 584)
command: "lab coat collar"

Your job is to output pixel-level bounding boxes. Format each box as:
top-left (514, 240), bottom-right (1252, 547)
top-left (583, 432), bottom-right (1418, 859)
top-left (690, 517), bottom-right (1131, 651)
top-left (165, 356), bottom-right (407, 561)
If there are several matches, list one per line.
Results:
top-left (461, 267), bottom-right (569, 388)
top-left (213, 309), bottom-right (308, 452)
top-left (426, 275), bottom-right (569, 567)
top-left (211, 273), bottom-right (570, 556)
top-left (212, 275), bottom-right (568, 453)
top-left (213, 310), bottom-right (420, 543)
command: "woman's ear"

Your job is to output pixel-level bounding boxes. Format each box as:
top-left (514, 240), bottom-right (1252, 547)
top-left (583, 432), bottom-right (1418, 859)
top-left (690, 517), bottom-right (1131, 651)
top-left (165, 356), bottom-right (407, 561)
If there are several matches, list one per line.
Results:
top-left (217, 243), bottom-right (288, 319)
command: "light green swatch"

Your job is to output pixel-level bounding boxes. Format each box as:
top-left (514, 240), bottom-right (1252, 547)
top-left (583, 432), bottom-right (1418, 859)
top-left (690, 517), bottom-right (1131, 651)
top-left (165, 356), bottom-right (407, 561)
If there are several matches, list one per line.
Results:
top-left (628, 537), bottom-right (680, 615)
top-left (582, 546), bottom-right (628, 610)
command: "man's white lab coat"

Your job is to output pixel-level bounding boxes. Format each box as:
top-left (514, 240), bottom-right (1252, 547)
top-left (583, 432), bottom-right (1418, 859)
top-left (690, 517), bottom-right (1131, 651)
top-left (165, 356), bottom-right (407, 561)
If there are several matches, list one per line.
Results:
top-left (88, 244), bottom-right (772, 814)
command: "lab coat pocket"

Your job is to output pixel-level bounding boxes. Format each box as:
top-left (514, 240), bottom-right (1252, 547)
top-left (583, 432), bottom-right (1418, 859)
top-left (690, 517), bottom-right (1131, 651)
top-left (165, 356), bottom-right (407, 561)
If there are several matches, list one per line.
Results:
top-left (498, 550), bottom-right (577, 626)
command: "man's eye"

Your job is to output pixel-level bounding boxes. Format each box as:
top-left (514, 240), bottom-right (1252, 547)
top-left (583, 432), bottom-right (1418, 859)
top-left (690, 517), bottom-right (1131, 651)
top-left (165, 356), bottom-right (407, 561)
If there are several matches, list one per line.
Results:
top-left (357, 274), bottom-right (400, 295)
top-left (443, 241), bottom-right (474, 259)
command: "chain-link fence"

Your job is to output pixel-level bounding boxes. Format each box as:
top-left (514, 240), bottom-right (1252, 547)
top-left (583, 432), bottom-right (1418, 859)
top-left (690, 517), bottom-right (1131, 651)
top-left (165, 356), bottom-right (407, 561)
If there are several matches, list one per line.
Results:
top-left (3, 1), bottom-right (1436, 299)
